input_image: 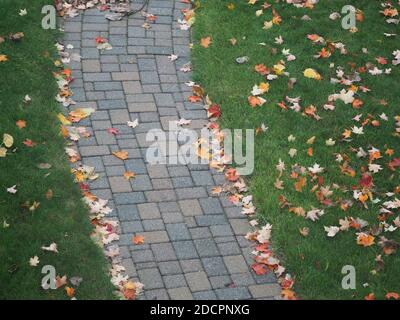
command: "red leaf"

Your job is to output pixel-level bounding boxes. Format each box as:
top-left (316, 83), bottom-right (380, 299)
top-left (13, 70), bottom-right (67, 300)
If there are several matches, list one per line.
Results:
top-left (388, 158), bottom-right (400, 171)
top-left (251, 263), bottom-right (269, 275)
top-left (23, 139), bottom-right (36, 147)
top-left (359, 173), bottom-right (373, 188)
top-left (207, 104), bottom-right (221, 119)
top-left (107, 128), bottom-right (120, 135)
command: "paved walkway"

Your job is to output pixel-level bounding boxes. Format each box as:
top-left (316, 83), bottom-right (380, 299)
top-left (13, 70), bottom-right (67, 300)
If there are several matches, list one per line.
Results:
top-left (62, 0), bottom-right (279, 300)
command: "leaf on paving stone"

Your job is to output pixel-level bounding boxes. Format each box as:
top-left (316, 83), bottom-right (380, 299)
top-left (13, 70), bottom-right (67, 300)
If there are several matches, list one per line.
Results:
top-left (107, 128), bottom-right (119, 135)
top-left (251, 263), bottom-right (269, 275)
top-left (123, 171), bottom-right (135, 180)
top-left (127, 119), bottom-right (139, 128)
top-left (113, 150), bottom-right (129, 160)
top-left (132, 235), bottom-right (145, 245)
top-left (68, 108), bottom-right (95, 122)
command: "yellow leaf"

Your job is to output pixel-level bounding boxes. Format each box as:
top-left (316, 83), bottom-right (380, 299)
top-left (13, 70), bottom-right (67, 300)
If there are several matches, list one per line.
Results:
top-left (57, 113), bottom-right (72, 125)
top-left (0, 55), bottom-right (8, 62)
top-left (304, 68), bottom-right (321, 80)
top-left (0, 147), bottom-right (7, 157)
top-left (3, 133), bottom-right (14, 148)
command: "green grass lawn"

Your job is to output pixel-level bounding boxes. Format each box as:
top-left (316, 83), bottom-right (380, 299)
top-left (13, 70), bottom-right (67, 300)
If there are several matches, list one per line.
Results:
top-left (0, 0), bottom-right (114, 299)
top-left (193, 0), bottom-right (400, 299)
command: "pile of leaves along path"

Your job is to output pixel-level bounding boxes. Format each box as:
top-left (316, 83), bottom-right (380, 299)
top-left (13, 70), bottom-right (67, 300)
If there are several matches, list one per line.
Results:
top-left (192, 0), bottom-right (400, 299)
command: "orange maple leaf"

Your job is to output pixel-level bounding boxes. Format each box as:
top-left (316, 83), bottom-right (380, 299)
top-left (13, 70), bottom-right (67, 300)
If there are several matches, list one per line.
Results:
top-left (123, 171), bottom-right (136, 180)
top-left (16, 120), bottom-right (26, 129)
top-left (65, 286), bottom-right (75, 298)
top-left (132, 235), bottom-right (145, 245)
top-left (200, 36), bottom-right (212, 48)
top-left (112, 151), bottom-right (129, 160)
top-left (356, 233), bottom-right (375, 247)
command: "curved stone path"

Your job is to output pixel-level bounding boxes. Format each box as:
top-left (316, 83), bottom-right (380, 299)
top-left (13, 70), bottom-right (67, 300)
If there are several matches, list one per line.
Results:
top-left (62, 0), bottom-right (279, 300)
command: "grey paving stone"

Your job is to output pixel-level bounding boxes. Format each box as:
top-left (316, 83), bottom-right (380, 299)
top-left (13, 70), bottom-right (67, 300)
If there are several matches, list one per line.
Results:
top-left (194, 239), bottom-right (220, 258)
top-left (131, 250), bottom-right (154, 263)
top-left (217, 242), bottom-right (241, 255)
top-left (189, 227), bottom-right (212, 240)
top-left (82, 59), bottom-right (101, 72)
top-left (143, 219), bottom-right (165, 231)
top-left (191, 171), bottom-right (214, 186)
top-left (210, 225), bottom-right (234, 237)
top-left (145, 289), bottom-right (169, 300)
top-left (109, 176), bottom-right (132, 193)
top-left (178, 199), bottom-right (202, 216)
top-left (132, 175), bottom-right (153, 191)
top-left (114, 192), bottom-right (145, 205)
top-left (231, 272), bottom-right (256, 287)
top-left (159, 261), bottom-right (182, 275)
top-left (138, 203), bottom-right (161, 219)
top-left (193, 290), bottom-right (218, 300)
top-left (199, 198), bottom-right (224, 214)
top-left (223, 255), bottom-right (249, 274)
top-left (196, 215), bottom-right (227, 227)
top-left (163, 274), bottom-right (186, 289)
top-left (249, 284), bottom-right (281, 298)
top-left (151, 242), bottom-right (177, 262)
top-left (209, 276), bottom-right (232, 289)
top-left (166, 223), bottom-right (190, 241)
top-left (117, 205), bottom-right (140, 221)
top-left (161, 212), bottom-right (184, 225)
top-left (172, 241), bottom-right (198, 259)
top-left (202, 257), bottom-right (229, 277)
top-left (172, 177), bottom-right (193, 188)
top-left (168, 287), bottom-right (193, 300)
top-left (175, 187), bottom-right (208, 200)
top-left (137, 268), bottom-right (164, 290)
top-left (141, 231), bottom-right (169, 243)
top-left (215, 287), bottom-right (251, 300)
top-left (185, 272), bottom-right (211, 292)
top-left (230, 219), bottom-right (250, 235)
top-left (121, 221), bottom-right (143, 233)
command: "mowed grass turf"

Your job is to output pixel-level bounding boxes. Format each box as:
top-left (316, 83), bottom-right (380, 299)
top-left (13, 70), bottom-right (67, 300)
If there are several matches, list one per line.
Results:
top-left (193, 0), bottom-right (400, 299)
top-left (0, 0), bottom-right (114, 299)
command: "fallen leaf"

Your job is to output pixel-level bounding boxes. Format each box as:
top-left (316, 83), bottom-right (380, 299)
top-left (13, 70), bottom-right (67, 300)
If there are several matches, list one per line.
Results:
top-left (132, 235), bottom-right (145, 245)
top-left (112, 151), bottom-right (129, 160)
top-left (200, 36), bottom-right (212, 48)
